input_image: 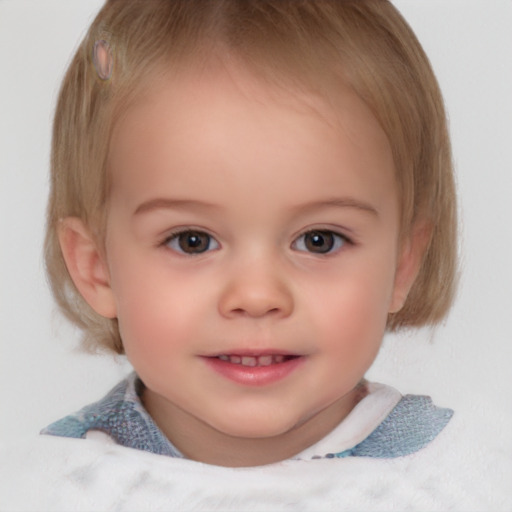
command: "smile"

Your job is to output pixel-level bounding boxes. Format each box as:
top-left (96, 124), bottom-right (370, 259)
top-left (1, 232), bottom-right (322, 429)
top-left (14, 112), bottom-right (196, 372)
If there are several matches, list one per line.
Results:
top-left (216, 354), bottom-right (297, 367)
top-left (203, 353), bottom-right (304, 386)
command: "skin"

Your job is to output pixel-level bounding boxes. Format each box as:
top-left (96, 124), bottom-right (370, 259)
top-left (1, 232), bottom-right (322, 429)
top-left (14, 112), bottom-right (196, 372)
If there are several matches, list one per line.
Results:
top-left (59, 62), bottom-right (426, 467)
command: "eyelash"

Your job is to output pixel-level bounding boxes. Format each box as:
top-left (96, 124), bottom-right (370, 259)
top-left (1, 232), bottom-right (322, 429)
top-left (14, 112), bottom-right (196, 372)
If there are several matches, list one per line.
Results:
top-left (292, 229), bottom-right (352, 255)
top-left (161, 228), bottom-right (220, 255)
top-left (161, 228), bottom-right (352, 256)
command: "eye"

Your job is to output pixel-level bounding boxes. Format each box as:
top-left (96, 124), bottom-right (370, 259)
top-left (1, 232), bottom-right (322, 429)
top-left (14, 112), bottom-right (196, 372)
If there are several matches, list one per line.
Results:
top-left (293, 230), bottom-right (348, 254)
top-left (164, 230), bottom-right (219, 255)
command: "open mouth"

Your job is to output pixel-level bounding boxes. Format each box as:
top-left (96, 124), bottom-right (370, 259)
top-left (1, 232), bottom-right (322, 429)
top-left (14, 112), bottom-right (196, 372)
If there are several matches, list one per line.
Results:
top-left (213, 354), bottom-right (299, 367)
top-left (204, 352), bottom-right (304, 385)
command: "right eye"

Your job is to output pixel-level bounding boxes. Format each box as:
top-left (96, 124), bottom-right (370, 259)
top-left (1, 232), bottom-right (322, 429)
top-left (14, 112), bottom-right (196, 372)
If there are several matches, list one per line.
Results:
top-left (292, 229), bottom-right (348, 255)
top-left (164, 230), bottom-right (219, 255)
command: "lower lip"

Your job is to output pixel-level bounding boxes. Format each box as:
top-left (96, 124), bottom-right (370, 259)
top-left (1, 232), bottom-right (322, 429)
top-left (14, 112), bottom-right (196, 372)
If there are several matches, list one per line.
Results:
top-left (202, 356), bottom-right (304, 386)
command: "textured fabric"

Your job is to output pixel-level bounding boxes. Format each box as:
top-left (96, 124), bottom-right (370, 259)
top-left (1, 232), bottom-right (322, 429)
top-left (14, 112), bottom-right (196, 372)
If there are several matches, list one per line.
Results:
top-left (349, 395), bottom-right (454, 458)
top-left (41, 373), bottom-right (453, 460)
top-left (329, 395), bottom-right (454, 458)
top-left (294, 381), bottom-right (403, 459)
top-left (41, 375), bottom-right (183, 458)
top-left (5, 419), bottom-right (512, 512)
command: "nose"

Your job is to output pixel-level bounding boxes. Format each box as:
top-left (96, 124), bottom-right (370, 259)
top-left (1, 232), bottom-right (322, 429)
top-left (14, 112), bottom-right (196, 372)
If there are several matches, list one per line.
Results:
top-left (217, 260), bottom-right (294, 319)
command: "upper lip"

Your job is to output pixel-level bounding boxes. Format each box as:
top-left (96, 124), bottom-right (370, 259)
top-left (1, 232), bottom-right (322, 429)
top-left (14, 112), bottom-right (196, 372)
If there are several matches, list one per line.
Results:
top-left (203, 349), bottom-right (302, 357)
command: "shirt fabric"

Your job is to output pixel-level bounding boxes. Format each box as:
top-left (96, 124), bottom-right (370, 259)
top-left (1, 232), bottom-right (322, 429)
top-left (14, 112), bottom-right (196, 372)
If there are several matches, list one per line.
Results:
top-left (41, 372), bottom-right (453, 460)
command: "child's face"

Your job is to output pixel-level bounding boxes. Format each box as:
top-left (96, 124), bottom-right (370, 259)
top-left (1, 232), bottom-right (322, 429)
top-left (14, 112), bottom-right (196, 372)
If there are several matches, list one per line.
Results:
top-left (94, 64), bottom-right (414, 461)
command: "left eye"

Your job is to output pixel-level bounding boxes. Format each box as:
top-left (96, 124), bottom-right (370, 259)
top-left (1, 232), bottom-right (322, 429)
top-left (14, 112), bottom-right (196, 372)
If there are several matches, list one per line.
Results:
top-left (293, 230), bottom-right (347, 254)
top-left (165, 230), bottom-right (219, 255)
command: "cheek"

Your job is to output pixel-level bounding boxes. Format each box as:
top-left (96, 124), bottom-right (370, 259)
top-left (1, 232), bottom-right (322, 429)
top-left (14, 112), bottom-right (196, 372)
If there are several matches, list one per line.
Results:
top-left (319, 293), bottom-right (386, 351)
top-left (109, 252), bottom-right (214, 359)
top-left (108, 258), bottom-right (172, 347)
top-left (115, 289), bottom-right (196, 380)
top-left (307, 264), bottom-right (395, 350)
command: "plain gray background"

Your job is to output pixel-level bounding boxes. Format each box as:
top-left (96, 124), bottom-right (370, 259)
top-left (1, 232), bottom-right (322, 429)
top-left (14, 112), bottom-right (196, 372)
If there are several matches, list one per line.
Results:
top-left (1, 0), bottom-right (511, 441)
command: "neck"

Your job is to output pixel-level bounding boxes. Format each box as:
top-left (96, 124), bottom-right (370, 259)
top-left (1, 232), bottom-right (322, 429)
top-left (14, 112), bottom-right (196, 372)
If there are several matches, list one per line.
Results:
top-left (142, 383), bottom-right (367, 467)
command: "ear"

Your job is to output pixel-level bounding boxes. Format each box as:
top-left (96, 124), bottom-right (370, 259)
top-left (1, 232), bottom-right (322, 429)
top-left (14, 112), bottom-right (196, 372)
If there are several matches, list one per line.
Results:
top-left (58, 217), bottom-right (117, 318)
top-left (389, 222), bottom-right (432, 314)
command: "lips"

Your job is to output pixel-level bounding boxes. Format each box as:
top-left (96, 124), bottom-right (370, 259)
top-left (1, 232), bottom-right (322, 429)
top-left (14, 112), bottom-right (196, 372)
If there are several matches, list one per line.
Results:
top-left (203, 352), bottom-right (304, 386)
top-left (216, 354), bottom-right (296, 367)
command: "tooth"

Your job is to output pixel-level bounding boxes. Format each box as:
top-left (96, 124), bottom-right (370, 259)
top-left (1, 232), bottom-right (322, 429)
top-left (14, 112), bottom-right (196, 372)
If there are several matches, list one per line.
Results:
top-left (259, 355), bottom-right (273, 366)
top-left (274, 355), bottom-right (285, 364)
top-left (230, 355), bottom-right (241, 364)
top-left (218, 355), bottom-right (229, 361)
top-left (241, 356), bottom-right (257, 367)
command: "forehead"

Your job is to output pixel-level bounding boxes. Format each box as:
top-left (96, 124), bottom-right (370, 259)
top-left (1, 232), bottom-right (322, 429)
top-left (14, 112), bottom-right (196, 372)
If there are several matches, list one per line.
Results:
top-left (114, 59), bottom-right (389, 139)
top-left (107, 62), bottom-right (396, 214)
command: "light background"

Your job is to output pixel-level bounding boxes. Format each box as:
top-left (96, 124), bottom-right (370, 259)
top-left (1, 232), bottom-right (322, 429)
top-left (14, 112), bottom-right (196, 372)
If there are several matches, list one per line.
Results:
top-left (0, 0), bottom-right (511, 440)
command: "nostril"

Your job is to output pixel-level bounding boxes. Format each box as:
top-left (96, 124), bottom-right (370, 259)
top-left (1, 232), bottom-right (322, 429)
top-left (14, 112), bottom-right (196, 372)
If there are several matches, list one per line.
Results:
top-left (230, 306), bottom-right (282, 317)
top-left (218, 281), bottom-right (294, 319)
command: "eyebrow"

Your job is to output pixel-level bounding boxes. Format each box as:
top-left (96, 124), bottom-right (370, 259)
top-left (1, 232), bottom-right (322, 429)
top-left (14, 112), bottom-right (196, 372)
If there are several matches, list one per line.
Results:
top-left (133, 196), bottom-right (378, 217)
top-left (134, 198), bottom-right (221, 216)
top-left (290, 198), bottom-right (379, 217)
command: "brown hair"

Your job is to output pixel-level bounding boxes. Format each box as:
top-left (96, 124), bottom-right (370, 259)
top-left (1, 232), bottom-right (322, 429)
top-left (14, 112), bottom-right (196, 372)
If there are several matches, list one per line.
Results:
top-left (45, 0), bottom-right (458, 353)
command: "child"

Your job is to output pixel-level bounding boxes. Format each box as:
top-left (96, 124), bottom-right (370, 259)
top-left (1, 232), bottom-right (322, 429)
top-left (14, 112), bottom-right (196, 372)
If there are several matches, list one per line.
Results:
top-left (41, 0), bottom-right (457, 467)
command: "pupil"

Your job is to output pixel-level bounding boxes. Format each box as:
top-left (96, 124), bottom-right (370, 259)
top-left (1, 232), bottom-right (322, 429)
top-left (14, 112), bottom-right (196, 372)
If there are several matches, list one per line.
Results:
top-left (179, 231), bottom-right (209, 253)
top-left (305, 231), bottom-right (334, 253)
